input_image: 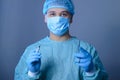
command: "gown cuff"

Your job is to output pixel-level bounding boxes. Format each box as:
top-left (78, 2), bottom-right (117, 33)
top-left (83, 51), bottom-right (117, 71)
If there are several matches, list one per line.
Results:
top-left (84, 65), bottom-right (96, 76)
top-left (28, 70), bottom-right (39, 78)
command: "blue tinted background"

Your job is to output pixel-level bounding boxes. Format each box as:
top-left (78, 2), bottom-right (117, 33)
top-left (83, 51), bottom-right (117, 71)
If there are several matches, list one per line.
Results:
top-left (0, 0), bottom-right (120, 80)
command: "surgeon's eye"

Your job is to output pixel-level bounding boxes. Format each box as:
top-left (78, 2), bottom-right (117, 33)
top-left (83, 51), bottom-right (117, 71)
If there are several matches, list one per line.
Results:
top-left (61, 11), bottom-right (70, 17)
top-left (47, 11), bottom-right (56, 17)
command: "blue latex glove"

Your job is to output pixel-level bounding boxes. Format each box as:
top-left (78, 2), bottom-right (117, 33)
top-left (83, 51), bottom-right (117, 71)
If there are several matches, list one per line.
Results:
top-left (74, 47), bottom-right (94, 72)
top-left (27, 48), bottom-right (41, 73)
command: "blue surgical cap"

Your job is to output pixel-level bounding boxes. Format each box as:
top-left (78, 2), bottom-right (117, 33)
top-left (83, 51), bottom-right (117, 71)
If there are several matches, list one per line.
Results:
top-left (43, 0), bottom-right (75, 15)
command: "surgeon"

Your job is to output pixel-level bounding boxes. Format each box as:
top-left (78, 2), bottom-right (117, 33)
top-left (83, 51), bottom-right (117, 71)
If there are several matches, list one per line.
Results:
top-left (14, 0), bottom-right (108, 80)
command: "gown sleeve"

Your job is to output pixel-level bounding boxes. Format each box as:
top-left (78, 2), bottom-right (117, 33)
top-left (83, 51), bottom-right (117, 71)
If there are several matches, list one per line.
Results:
top-left (14, 45), bottom-right (41, 80)
top-left (80, 41), bottom-right (108, 80)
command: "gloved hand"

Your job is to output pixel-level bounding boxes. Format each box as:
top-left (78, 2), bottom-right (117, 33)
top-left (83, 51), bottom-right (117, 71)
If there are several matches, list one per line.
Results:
top-left (27, 49), bottom-right (41, 73)
top-left (74, 47), bottom-right (94, 72)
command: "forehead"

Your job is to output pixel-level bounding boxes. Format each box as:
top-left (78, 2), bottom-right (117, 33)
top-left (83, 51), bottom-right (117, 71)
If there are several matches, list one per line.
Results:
top-left (47, 8), bottom-right (69, 13)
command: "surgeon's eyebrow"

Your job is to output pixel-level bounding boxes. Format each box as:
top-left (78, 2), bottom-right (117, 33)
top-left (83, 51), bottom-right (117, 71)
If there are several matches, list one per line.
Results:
top-left (61, 11), bottom-right (69, 13)
top-left (47, 10), bottom-right (69, 13)
top-left (61, 11), bottom-right (70, 14)
top-left (47, 11), bottom-right (55, 14)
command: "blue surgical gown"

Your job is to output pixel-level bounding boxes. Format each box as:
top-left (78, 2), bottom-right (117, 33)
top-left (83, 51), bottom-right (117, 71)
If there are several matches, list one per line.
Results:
top-left (15, 36), bottom-right (108, 80)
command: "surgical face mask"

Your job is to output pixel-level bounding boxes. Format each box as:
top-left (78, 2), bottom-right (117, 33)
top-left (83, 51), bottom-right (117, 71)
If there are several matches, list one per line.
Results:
top-left (47, 16), bottom-right (70, 36)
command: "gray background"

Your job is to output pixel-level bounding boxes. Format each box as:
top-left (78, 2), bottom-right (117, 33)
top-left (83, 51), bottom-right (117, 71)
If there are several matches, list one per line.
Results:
top-left (0, 0), bottom-right (120, 80)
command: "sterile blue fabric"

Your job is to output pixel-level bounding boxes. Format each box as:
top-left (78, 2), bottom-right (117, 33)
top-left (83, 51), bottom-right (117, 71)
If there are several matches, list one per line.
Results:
top-left (47, 16), bottom-right (70, 36)
top-left (15, 36), bottom-right (108, 80)
top-left (43, 0), bottom-right (74, 15)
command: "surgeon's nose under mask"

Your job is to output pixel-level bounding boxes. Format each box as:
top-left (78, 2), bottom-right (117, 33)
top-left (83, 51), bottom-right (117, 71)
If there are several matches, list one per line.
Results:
top-left (47, 16), bottom-right (70, 36)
